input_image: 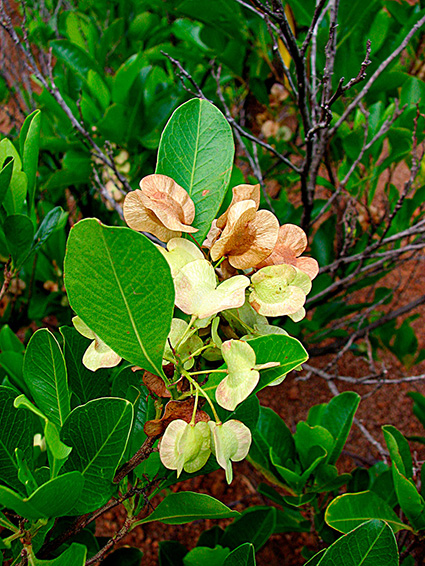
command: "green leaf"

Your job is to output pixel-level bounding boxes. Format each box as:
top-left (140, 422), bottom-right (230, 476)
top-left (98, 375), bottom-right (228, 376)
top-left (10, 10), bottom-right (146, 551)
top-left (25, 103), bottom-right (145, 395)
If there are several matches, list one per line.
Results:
top-left (0, 324), bottom-right (24, 353)
top-left (183, 546), bottom-right (230, 566)
top-left (308, 519), bottom-right (398, 566)
top-left (0, 156), bottom-right (14, 207)
top-left (64, 219), bottom-right (175, 377)
top-left (50, 39), bottom-right (100, 82)
top-left (0, 351), bottom-right (27, 393)
top-left (325, 491), bottom-right (410, 533)
top-left (221, 507), bottom-right (276, 551)
top-left (32, 542), bottom-right (87, 565)
top-left (248, 406), bottom-right (294, 482)
top-left (61, 397), bottom-right (133, 513)
top-left (0, 139), bottom-right (27, 215)
top-left (112, 53), bottom-right (146, 104)
top-left (31, 207), bottom-right (65, 256)
top-left (0, 386), bottom-right (34, 492)
top-left (135, 492), bottom-right (239, 525)
top-left (156, 99), bottom-right (234, 244)
top-left (319, 392), bottom-right (360, 464)
top-left (23, 328), bottom-right (70, 427)
top-left (19, 109), bottom-right (41, 211)
top-left (382, 425), bottom-right (413, 478)
top-left (4, 214), bottom-right (34, 268)
top-left (0, 471), bottom-right (84, 519)
top-left (60, 326), bottom-right (109, 405)
top-left (391, 465), bottom-right (425, 531)
top-left (294, 422), bottom-right (334, 469)
top-left (223, 543), bottom-right (255, 566)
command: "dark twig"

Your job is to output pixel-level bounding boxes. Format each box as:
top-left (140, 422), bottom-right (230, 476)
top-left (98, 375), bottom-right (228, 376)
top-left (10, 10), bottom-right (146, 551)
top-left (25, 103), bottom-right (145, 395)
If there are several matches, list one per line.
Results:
top-left (162, 52), bottom-right (210, 101)
top-left (114, 436), bottom-right (157, 484)
top-left (85, 515), bottom-right (136, 565)
top-left (329, 13), bottom-right (425, 136)
top-left (300, 0), bottom-right (328, 57)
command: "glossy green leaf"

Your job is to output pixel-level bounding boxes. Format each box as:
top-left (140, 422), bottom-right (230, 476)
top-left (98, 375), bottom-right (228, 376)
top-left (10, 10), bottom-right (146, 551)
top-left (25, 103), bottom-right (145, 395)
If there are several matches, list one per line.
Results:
top-left (135, 492), bottom-right (239, 525)
top-left (183, 546), bottom-right (229, 566)
top-left (4, 214), bottom-right (34, 268)
top-left (294, 422), bottom-right (334, 469)
top-left (325, 491), bottom-right (410, 533)
top-left (0, 471), bottom-right (84, 520)
top-left (221, 507), bottom-right (276, 551)
top-left (64, 219), bottom-right (174, 377)
top-left (60, 326), bottom-right (109, 405)
top-left (61, 397), bottom-right (133, 513)
top-left (112, 53), bottom-right (146, 104)
top-left (0, 138), bottom-right (27, 215)
top-left (392, 464), bottom-right (425, 531)
top-left (248, 406), bottom-right (294, 484)
top-left (23, 329), bottom-right (70, 427)
top-left (156, 99), bottom-right (234, 244)
top-left (0, 351), bottom-right (27, 393)
top-left (14, 395), bottom-right (72, 465)
top-left (31, 207), bottom-right (65, 256)
top-left (223, 543), bottom-right (255, 566)
top-left (319, 392), bottom-right (360, 464)
top-left (306, 520), bottom-right (398, 566)
top-left (273, 445), bottom-right (327, 491)
top-left (0, 155), bottom-right (14, 207)
top-left (0, 324), bottom-right (24, 353)
top-left (50, 39), bottom-right (100, 82)
top-left (32, 542), bottom-right (87, 565)
top-left (0, 386), bottom-right (34, 492)
top-left (382, 425), bottom-right (413, 478)
top-left (19, 109), bottom-right (41, 210)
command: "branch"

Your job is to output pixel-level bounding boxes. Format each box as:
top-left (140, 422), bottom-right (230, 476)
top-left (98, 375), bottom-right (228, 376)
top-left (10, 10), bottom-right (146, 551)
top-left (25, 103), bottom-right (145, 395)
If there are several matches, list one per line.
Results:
top-left (85, 515), bottom-right (136, 565)
top-left (309, 293), bottom-right (425, 357)
top-left (162, 51), bottom-right (210, 101)
top-left (329, 13), bottom-right (425, 136)
top-left (300, 0), bottom-right (328, 57)
top-left (114, 436), bottom-right (157, 484)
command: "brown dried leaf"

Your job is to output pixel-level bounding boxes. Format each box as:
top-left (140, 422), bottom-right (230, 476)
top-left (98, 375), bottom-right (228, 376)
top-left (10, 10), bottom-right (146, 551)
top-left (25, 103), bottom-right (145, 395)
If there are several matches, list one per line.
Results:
top-left (144, 398), bottom-right (195, 437)
top-left (142, 371), bottom-right (171, 398)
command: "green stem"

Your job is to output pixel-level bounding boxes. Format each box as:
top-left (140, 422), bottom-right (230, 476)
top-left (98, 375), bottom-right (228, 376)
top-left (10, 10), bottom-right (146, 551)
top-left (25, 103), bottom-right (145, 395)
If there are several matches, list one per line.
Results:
top-left (189, 369), bottom-right (228, 376)
top-left (190, 388), bottom-right (199, 425)
top-left (174, 315), bottom-right (197, 350)
top-left (214, 256), bottom-right (226, 269)
top-left (0, 515), bottom-right (19, 533)
top-left (180, 343), bottom-right (213, 365)
top-left (182, 370), bottom-right (221, 423)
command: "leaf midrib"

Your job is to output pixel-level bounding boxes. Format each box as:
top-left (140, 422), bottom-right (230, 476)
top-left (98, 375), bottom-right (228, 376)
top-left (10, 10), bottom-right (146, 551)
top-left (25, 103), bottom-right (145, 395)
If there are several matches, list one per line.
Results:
top-left (81, 403), bottom-right (130, 476)
top-left (100, 229), bottom-right (159, 375)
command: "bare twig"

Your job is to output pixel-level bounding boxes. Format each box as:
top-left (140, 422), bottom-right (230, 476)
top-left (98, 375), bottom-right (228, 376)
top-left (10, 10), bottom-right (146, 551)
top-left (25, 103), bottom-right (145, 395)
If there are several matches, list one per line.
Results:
top-left (114, 436), bottom-right (157, 484)
top-left (300, 0), bottom-right (328, 57)
top-left (329, 13), bottom-right (425, 136)
top-left (85, 515), bottom-right (136, 565)
top-left (162, 51), bottom-right (210, 100)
